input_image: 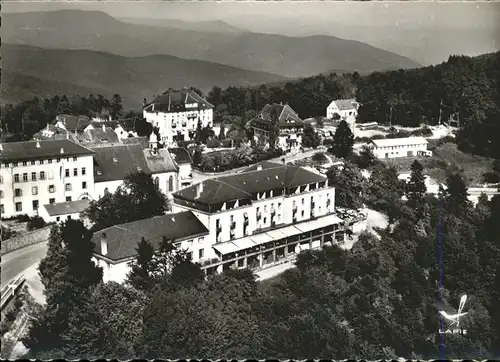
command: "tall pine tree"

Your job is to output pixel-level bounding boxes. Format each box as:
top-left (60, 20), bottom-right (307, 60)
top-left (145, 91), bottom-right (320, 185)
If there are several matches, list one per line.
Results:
top-left (331, 120), bottom-right (354, 159)
top-left (406, 160), bottom-right (427, 217)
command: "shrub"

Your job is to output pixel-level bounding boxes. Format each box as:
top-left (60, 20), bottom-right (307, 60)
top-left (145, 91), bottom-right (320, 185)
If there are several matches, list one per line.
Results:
top-left (0, 226), bottom-right (17, 240)
top-left (312, 152), bottom-right (328, 164)
top-left (206, 139), bottom-right (221, 148)
top-left (27, 216), bottom-right (46, 231)
top-left (483, 172), bottom-right (500, 184)
top-left (5, 309), bottom-right (17, 322)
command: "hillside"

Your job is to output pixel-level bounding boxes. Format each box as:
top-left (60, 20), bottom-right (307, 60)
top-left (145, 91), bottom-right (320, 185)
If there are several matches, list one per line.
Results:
top-left (119, 17), bottom-right (244, 34)
top-left (2, 10), bottom-right (420, 78)
top-left (1, 44), bottom-right (286, 109)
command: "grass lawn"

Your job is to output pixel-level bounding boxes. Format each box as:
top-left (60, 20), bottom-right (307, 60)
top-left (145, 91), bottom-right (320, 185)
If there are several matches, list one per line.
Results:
top-left (381, 142), bottom-right (493, 186)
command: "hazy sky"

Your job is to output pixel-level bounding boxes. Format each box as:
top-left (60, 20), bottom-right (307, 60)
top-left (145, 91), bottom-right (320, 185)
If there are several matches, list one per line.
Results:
top-left (3, 1), bottom-right (500, 29)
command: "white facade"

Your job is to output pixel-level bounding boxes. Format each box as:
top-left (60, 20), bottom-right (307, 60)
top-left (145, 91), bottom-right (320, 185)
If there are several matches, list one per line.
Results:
top-left (144, 107), bottom-right (213, 147)
top-left (253, 127), bottom-right (303, 151)
top-left (326, 99), bottom-right (359, 120)
top-left (370, 137), bottom-right (432, 159)
top-left (1, 154), bottom-right (94, 218)
top-left (172, 181), bottom-right (336, 264)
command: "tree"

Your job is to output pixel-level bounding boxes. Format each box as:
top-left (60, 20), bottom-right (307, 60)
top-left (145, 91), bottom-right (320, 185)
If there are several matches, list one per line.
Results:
top-left (110, 94), bottom-right (123, 119)
top-left (268, 106), bottom-right (281, 150)
top-left (192, 148), bottom-right (202, 165)
top-left (351, 145), bottom-right (377, 169)
top-left (82, 172), bottom-right (168, 231)
top-left (135, 118), bottom-right (153, 137)
top-left (331, 120), bottom-right (354, 158)
top-left (302, 123), bottom-right (321, 148)
top-left (219, 121), bottom-right (226, 140)
top-left (314, 116), bottom-right (324, 128)
top-left (23, 221), bottom-right (103, 357)
top-left (127, 238), bottom-right (156, 291)
top-left (326, 162), bottom-right (366, 209)
top-left (442, 173), bottom-right (472, 214)
top-left (406, 160), bottom-right (427, 217)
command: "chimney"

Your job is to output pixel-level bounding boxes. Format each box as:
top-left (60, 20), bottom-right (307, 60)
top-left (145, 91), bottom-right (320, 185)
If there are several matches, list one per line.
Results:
top-left (36, 141), bottom-right (41, 148)
top-left (143, 98), bottom-right (148, 107)
top-left (257, 165), bottom-right (262, 171)
top-left (102, 125), bottom-right (106, 132)
top-left (171, 215), bottom-right (176, 222)
top-left (60, 148), bottom-right (65, 154)
top-left (101, 232), bottom-right (108, 256)
top-left (196, 182), bottom-right (204, 198)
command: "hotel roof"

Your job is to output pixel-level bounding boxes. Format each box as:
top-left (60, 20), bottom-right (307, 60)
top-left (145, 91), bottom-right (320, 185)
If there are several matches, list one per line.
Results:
top-left (144, 88), bottom-right (214, 113)
top-left (92, 211), bottom-right (209, 261)
top-left (0, 139), bottom-right (94, 163)
top-left (42, 199), bottom-right (91, 216)
top-left (173, 163), bottom-right (327, 206)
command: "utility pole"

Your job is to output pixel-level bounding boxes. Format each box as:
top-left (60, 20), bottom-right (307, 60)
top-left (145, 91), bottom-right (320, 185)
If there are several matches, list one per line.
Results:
top-left (438, 99), bottom-right (443, 125)
top-left (389, 105), bottom-right (393, 128)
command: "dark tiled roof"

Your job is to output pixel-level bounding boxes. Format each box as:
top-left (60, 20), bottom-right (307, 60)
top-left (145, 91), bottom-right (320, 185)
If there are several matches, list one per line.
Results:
top-left (42, 199), bottom-right (91, 216)
top-left (0, 139), bottom-right (94, 163)
top-left (81, 128), bottom-right (120, 144)
top-left (330, 99), bottom-right (359, 111)
top-left (122, 137), bottom-right (149, 148)
top-left (173, 164), bottom-right (327, 206)
top-left (92, 211), bottom-right (209, 261)
top-left (88, 120), bottom-right (121, 130)
top-left (252, 103), bottom-right (304, 129)
top-left (91, 144), bottom-right (151, 183)
top-left (55, 114), bottom-right (92, 133)
top-left (168, 148), bottom-right (192, 165)
top-left (144, 88), bottom-right (214, 113)
top-left (243, 160), bottom-right (284, 172)
top-left (143, 149), bottom-right (178, 173)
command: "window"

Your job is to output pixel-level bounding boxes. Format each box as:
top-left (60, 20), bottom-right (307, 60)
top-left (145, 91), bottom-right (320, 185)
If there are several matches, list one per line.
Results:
top-left (73, 168), bottom-right (78, 177)
top-left (199, 249), bottom-right (204, 259)
top-left (31, 172), bottom-right (37, 181)
top-left (32, 200), bottom-right (39, 211)
top-left (15, 189), bottom-right (22, 197)
top-left (23, 173), bottom-right (28, 182)
top-left (48, 159), bottom-right (53, 164)
top-left (154, 177), bottom-right (160, 188)
top-left (32, 186), bottom-right (38, 196)
top-left (66, 196), bottom-right (72, 202)
top-left (14, 174), bottom-right (20, 183)
top-left (82, 181), bottom-right (87, 189)
top-left (301, 210), bottom-right (305, 217)
top-left (15, 202), bottom-right (22, 212)
top-left (0, 191), bottom-right (3, 199)
top-left (49, 198), bottom-right (55, 204)
top-left (40, 171), bottom-right (46, 180)
top-left (40, 160), bottom-right (44, 165)
top-left (65, 169), bottom-right (70, 177)
top-left (0, 205), bottom-right (4, 214)
top-left (48, 185), bottom-right (55, 193)
top-left (65, 183), bottom-right (72, 191)
top-left (31, 161), bottom-right (35, 165)
top-left (56, 217), bottom-right (60, 222)
top-left (82, 167), bottom-right (86, 176)
top-left (168, 175), bottom-right (174, 191)
top-left (57, 158), bottom-right (61, 163)
top-left (187, 252), bottom-right (193, 260)
top-left (22, 161), bottom-right (27, 166)
top-left (0, 175), bottom-right (3, 184)
top-left (302, 198), bottom-right (305, 205)
top-left (73, 157), bottom-right (77, 162)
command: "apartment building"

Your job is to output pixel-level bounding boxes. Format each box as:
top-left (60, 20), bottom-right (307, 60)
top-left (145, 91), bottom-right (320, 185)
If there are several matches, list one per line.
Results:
top-left (143, 88), bottom-right (214, 147)
top-left (250, 103), bottom-right (304, 151)
top-left (370, 136), bottom-right (432, 159)
top-left (0, 140), bottom-right (95, 218)
top-left (172, 161), bottom-right (349, 274)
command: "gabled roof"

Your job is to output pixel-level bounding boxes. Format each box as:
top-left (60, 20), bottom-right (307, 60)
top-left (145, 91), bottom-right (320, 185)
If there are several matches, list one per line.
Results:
top-left (253, 103), bottom-right (304, 128)
top-left (55, 114), bottom-right (92, 133)
top-left (122, 136), bottom-right (149, 149)
top-left (32, 126), bottom-right (77, 141)
top-left (169, 148), bottom-right (192, 165)
top-left (92, 211), bottom-right (209, 262)
top-left (88, 120), bottom-right (121, 130)
top-left (91, 144), bottom-right (151, 183)
top-left (371, 136), bottom-right (428, 148)
top-left (42, 199), bottom-right (91, 216)
top-left (0, 139), bottom-right (94, 163)
top-left (143, 88), bottom-right (214, 113)
top-left (143, 148), bottom-right (179, 174)
top-left (173, 163), bottom-right (327, 207)
top-left (81, 128), bottom-right (120, 144)
top-left (329, 99), bottom-right (359, 111)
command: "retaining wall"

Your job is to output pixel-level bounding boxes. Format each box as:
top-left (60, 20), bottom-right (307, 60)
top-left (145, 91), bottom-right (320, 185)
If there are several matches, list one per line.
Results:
top-left (1, 226), bottom-right (51, 255)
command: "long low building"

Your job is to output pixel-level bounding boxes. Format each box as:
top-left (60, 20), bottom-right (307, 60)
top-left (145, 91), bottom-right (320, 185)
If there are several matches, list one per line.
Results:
top-left (370, 136), bottom-right (432, 159)
top-left (38, 199), bottom-right (91, 224)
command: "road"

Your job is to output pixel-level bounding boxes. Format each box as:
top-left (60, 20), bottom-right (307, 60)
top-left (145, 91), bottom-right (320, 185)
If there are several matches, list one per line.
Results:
top-left (1, 242), bottom-right (48, 287)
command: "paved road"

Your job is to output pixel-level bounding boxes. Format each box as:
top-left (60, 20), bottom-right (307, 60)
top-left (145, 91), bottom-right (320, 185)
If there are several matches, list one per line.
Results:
top-left (1, 242), bottom-right (48, 288)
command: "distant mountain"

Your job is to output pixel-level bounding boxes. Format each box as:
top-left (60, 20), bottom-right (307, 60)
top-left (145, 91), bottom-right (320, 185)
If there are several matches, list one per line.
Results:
top-left (2, 10), bottom-right (420, 78)
top-left (119, 17), bottom-right (244, 34)
top-left (2, 44), bottom-right (286, 108)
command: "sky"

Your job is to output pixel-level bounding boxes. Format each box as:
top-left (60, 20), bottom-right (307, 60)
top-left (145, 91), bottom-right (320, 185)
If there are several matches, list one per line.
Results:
top-left (3, 1), bottom-right (500, 29)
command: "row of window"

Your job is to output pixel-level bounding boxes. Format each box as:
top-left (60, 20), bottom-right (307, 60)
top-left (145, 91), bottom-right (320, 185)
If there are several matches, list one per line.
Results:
top-left (377, 144), bottom-right (424, 150)
top-left (12, 182), bottom-right (88, 197)
top-left (8, 195), bottom-right (75, 213)
top-left (12, 168), bottom-right (86, 183)
top-left (3, 156), bottom-right (79, 168)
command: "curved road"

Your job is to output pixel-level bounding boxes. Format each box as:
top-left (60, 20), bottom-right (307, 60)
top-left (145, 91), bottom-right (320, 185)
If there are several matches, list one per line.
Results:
top-left (1, 242), bottom-right (47, 287)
